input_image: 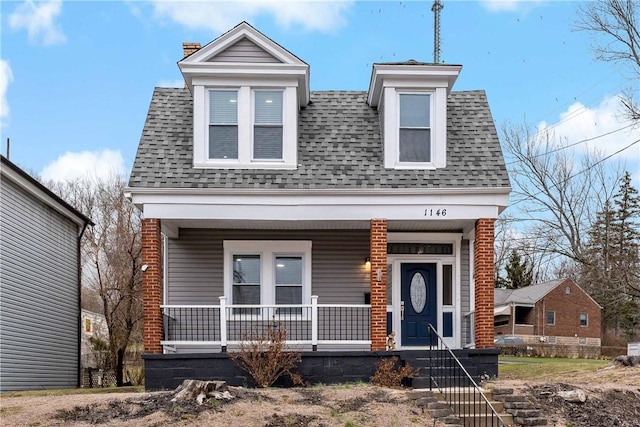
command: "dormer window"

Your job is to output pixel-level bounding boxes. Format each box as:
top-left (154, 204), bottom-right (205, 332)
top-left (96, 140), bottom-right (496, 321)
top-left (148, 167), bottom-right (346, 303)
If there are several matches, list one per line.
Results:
top-left (208, 89), bottom-right (285, 162)
top-left (209, 90), bottom-right (238, 160)
top-left (178, 22), bottom-right (309, 170)
top-left (399, 93), bottom-right (432, 163)
top-left (254, 90), bottom-right (283, 160)
top-left (367, 62), bottom-right (461, 170)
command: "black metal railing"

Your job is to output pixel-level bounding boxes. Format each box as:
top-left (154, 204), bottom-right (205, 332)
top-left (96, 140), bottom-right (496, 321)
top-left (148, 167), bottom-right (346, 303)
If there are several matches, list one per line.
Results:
top-left (224, 305), bottom-right (313, 342)
top-left (427, 324), bottom-right (508, 427)
top-left (317, 305), bottom-right (370, 341)
top-left (163, 306), bottom-right (221, 341)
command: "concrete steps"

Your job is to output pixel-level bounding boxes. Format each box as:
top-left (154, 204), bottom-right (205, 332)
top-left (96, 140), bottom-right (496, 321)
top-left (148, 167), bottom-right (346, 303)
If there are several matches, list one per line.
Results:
top-left (408, 388), bottom-right (514, 427)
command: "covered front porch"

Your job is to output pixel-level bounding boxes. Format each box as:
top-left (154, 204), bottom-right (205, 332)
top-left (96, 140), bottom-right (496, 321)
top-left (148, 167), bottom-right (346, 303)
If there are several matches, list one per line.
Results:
top-left (141, 216), bottom-right (498, 356)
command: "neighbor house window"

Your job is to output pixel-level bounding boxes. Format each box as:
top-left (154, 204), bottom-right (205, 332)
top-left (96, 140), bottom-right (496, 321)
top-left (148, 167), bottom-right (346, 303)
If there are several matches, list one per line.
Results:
top-left (224, 241), bottom-right (312, 314)
top-left (546, 310), bottom-right (555, 325)
top-left (399, 93), bottom-right (431, 163)
top-left (580, 313), bottom-right (588, 327)
top-left (209, 90), bottom-right (238, 159)
top-left (253, 91), bottom-right (283, 160)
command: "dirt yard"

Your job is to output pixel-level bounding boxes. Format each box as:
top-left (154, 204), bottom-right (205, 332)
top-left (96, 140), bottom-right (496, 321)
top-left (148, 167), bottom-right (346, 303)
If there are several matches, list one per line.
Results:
top-left (487, 363), bottom-right (640, 427)
top-left (1, 364), bottom-right (639, 427)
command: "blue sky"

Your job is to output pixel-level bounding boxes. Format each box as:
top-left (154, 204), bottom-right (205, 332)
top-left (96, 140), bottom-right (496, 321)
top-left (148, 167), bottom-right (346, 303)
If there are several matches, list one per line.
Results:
top-left (0, 0), bottom-right (637, 182)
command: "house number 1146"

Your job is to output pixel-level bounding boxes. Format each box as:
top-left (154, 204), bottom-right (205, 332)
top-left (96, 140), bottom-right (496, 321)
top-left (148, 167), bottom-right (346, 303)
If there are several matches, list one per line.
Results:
top-left (424, 208), bottom-right (447, 217)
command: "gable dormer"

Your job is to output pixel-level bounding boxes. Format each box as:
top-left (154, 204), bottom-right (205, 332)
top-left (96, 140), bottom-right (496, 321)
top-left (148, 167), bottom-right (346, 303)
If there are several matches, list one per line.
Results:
top-left (179, 22), bottom-right (309, 170)
top-left (367, 61), bottom-right (461, 170)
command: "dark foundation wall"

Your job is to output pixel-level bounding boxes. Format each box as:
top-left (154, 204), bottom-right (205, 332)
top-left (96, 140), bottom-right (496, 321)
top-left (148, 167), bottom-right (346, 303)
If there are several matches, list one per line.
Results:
top-left (143, 349), bottom-right (499, 391)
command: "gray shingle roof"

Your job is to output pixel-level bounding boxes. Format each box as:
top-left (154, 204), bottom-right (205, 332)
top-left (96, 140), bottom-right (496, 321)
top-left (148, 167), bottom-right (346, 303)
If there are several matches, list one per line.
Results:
top-left (128, 88), bottom-right (511, 190)
top-left (494, 279), bottom-right (566, 306)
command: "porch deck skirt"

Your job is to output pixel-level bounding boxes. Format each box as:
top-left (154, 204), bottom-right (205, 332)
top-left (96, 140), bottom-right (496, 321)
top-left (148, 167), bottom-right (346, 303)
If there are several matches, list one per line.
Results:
top-left (143, 349), bottom-right (499, 391)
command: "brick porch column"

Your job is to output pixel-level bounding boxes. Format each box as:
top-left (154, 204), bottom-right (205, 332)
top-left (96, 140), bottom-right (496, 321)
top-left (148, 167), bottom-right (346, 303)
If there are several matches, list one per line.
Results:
top-left (142, 218), bottom-right (163, 354)
top-left (370, 219), bottom-right (388, 351)
top-left (474, 218), bottom-right (495, 349)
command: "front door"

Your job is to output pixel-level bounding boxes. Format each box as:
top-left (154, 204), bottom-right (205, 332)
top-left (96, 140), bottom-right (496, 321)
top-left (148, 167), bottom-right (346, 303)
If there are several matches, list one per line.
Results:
top-left (401, 263), bottom-right (437, 346)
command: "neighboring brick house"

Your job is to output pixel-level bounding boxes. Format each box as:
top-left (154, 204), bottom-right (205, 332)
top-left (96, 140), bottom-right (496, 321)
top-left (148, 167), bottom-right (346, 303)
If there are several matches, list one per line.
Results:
top-left (127, 22), bottom-right (511, 389)
top-left (494, 278), bottom-right (602, 347)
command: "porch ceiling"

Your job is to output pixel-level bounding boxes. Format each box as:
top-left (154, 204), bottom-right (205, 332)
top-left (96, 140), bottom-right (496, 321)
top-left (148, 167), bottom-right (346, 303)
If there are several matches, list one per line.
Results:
top-left (161, 219), bottom-right (475, 233)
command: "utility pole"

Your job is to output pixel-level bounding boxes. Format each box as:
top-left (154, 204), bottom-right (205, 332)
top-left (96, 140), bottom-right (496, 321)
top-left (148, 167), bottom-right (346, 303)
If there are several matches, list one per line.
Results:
top-left (432, 0), bottom-right (443, 63)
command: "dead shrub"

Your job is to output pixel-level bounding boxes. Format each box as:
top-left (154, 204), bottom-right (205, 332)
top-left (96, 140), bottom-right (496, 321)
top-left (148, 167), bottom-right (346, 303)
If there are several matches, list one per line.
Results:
top-left (370, 356), bottom-right (415, 388)
top-left (230, 323), bottom-right (303, 388)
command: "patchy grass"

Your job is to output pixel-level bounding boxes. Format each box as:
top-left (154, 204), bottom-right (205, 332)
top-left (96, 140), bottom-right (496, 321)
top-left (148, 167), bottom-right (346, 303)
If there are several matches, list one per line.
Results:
top-left (1, 385), bottom-right (143, 398)
top-left (498, 356), bottom-right (609, 380)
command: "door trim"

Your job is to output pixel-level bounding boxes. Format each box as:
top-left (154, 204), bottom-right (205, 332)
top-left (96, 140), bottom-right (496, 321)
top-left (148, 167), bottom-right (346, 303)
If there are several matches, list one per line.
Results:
top-left (388, 234), bottom-right (461, 349)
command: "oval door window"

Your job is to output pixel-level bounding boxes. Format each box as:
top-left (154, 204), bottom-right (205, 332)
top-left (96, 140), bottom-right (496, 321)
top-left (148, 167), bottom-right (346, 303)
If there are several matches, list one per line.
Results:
top-left (410, 272), bottom-right (427, 313)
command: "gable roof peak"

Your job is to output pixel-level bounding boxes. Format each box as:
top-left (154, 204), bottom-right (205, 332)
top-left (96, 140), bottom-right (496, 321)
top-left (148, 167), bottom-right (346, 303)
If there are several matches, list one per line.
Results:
top-left (177, 21), bottom-right (310, 106)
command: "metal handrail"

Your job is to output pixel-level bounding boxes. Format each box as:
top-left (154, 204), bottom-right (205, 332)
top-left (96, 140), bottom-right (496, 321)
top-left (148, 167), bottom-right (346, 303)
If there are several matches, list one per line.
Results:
top-left (427, 324), bottom-right (508, 427)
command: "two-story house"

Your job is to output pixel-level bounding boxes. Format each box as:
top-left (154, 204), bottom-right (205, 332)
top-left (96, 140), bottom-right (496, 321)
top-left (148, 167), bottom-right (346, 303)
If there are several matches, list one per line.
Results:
top-left (127, 22), bottom-right (511, 390)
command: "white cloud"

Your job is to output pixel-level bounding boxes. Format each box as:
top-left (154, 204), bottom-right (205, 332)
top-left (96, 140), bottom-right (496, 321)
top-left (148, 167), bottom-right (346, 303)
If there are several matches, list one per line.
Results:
top-left (536, 94), bottom-right (639, 161)
top-left (41, 150), bottom-right (126, 183)
top-left (0, 60), bottom-right (13, 120)
top-left (480, 0), bottom-right (543, 13)
top-left (147, 0), bottom-right (353, 33)
top-left (9, 0), bottom-right (66, 46)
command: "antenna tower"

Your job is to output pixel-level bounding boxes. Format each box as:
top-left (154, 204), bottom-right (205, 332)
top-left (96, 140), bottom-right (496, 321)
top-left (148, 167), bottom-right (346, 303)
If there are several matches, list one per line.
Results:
top-left (432, 0), bottom-right (443, 63)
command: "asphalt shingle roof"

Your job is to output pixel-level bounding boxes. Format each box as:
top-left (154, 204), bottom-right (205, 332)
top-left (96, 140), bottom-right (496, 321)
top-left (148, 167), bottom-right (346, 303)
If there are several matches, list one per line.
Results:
top-left (494, 279), bottom-right (566, 306)
top-left (128, 88), bottom-right (511, 190)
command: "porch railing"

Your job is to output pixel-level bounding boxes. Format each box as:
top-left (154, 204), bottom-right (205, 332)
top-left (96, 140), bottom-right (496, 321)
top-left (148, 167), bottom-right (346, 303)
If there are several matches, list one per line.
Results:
top-left (427, 323), bottom-right (508, 427)
top-left (161, 296), bottom-right (371, 350)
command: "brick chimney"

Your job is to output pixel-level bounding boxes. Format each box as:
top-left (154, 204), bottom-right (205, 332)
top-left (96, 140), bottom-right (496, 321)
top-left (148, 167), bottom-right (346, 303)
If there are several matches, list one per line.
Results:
top-left (182, 42), bottom-right (201, 59)
top-left (182, 42), bottom-right (201, 89)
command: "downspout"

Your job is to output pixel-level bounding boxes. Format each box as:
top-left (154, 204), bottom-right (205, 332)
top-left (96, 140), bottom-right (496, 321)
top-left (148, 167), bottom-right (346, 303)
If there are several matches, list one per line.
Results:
top-left (511, 303), bottom-right (515, 336)
top-left (77, 221), bottom-right (89, 388)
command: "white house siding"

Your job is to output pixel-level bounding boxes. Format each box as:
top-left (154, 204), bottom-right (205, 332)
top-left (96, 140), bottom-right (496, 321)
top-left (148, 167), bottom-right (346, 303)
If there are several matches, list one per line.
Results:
top-left (166, 229), bottom-right (370, 305)
top-left (208, 38), bottom-right (280, 63)
top-left (0, 179), bottom-right (80, 392)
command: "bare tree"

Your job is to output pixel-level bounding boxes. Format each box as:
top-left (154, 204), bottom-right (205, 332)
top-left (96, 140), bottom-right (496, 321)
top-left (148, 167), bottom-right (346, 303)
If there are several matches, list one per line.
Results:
top-left (502, 122), bottom-right (622, 269)
top-left (49, 176), bottom-right (142, 386)
top-left (577, 0), bottom-right (640, 121)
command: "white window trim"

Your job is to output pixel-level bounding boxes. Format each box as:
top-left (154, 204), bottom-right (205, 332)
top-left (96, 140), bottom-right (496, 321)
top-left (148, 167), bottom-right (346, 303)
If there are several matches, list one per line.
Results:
top-left (383, 86), bottom-right (448, 170)
top-left (546, 310), bottom-right (556, 326)
top-left (193, 85), bottom-right (298, 169)
top-left (580, 313), bottom-right (588, 327)
top-left (223, 240), bottom-right (312, 308)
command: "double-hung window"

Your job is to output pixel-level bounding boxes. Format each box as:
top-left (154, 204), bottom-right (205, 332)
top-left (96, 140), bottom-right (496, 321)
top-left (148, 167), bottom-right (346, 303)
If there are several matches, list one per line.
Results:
top-left (254, 91), bottom-right (283, 160)
top-left (209, 90), bottom-right (238, 160)
top-left (546, 310), bottom-right (555, 325)
top-left (232, 255), bottom-right (261, 314)
top-left (399, 93), bottom-right (431, 163)
top-left (224, 241), bottom-right (311, 317)
top-left (580, 313), bottom-right (588, 327)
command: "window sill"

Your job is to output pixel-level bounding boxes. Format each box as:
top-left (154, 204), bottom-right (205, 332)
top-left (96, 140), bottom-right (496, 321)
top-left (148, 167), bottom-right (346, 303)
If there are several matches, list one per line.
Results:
top-left (389, 163), bottom-right (438, 170)
top-left (194, 161), bottom-right (297, 170)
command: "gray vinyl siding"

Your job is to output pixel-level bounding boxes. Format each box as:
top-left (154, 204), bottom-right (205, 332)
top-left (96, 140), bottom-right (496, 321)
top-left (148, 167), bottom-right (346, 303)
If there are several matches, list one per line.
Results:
top-left (0, 179), bottom-right (80, 392)
top-left (209, 37), bottom-right (280, 63)
top-left (166, 229), bottom-right (370, 305)
top-left (460, 239), bottom-right (471, 345)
